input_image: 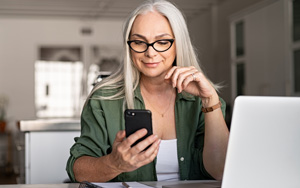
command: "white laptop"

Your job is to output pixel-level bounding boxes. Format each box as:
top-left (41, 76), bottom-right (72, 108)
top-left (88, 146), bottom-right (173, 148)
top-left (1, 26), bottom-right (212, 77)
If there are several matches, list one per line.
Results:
top-left (222, 96), bottom-right (300, 188)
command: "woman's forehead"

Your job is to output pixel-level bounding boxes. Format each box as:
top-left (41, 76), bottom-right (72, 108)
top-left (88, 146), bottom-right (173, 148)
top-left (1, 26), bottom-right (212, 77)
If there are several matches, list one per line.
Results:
top-left (130, 11), bottom-right (174, 39)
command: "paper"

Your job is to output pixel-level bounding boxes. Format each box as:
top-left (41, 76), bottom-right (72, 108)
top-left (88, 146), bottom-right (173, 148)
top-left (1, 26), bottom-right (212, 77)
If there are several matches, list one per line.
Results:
top-left (92, 182), bottom-right (153, 188)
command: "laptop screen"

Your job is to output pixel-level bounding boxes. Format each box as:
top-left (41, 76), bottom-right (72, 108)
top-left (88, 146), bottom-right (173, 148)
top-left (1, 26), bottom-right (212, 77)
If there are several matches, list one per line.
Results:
top-left (222, 96), bottom-right (300, 188)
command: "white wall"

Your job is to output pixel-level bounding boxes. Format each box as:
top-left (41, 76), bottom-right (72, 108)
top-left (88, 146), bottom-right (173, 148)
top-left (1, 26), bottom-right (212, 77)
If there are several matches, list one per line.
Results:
top-left (0, 18), bottom-right (123, 127)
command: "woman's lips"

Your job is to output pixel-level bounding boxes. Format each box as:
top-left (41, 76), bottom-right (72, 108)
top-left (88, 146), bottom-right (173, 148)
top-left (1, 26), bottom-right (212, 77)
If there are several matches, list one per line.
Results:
top-left (143, 61), bottom-right (160, 68)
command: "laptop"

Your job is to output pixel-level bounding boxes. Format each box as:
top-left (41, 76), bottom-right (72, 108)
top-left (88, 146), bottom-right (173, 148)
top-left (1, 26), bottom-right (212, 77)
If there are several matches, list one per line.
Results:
top-left (163, 96), bottom-right (300, 188)
top-left (222, 96), bottom-right (300, 188)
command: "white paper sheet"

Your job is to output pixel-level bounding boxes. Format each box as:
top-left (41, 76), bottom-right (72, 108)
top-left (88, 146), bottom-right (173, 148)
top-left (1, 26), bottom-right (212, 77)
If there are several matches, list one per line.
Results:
top-left (92, 182), bottom-right (153, 188)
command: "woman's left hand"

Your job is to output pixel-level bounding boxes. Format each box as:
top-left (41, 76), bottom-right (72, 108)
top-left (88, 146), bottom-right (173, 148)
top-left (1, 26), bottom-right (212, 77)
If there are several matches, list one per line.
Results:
top-left (165, 66), bottom-right (217, 99)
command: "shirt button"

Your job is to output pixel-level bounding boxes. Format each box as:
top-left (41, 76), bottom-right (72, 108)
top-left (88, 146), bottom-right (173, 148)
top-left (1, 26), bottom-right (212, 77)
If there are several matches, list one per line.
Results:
top-left (180, 157), bottom-right (184, 161)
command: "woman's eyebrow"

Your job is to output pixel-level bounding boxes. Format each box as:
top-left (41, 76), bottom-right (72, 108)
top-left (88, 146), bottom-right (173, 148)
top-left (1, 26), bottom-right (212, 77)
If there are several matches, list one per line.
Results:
top-left (130, 34), bottom-right (147, 40)
top-left (130, 33), bottom-right (173, 40)
top-left (155, 33), bottom-right (173, 39)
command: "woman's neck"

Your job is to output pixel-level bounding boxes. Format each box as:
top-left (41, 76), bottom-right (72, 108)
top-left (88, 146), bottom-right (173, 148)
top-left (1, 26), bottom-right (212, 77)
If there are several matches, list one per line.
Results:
top-left (140, 75), bottom-right (174, 95)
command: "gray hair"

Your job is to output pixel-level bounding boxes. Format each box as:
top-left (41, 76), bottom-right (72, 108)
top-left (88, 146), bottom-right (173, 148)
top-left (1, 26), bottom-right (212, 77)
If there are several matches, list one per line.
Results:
top-left (88, 0), bottom-right (216, 109)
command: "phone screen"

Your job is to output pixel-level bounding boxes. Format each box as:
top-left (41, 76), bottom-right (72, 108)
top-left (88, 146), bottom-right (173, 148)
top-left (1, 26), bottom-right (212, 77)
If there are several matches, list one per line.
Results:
top-left (124, 109), bottom-right (153, 148)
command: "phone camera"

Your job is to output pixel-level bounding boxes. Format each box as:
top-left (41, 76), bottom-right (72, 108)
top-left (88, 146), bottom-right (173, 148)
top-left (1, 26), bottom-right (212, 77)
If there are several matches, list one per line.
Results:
top-left (126, 111), bottom-right (135, 116)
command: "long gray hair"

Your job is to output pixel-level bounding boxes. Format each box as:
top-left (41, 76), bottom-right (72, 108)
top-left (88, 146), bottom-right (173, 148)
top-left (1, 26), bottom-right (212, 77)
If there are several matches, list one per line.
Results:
top-left (88, 0), bottom-right (215, 109)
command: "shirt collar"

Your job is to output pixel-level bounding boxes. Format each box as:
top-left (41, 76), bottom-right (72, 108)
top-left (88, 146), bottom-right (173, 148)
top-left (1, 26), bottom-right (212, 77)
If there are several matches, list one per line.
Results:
top-left (134, 84), bottom-right (144, 103)
top-left (176, 92), bottom-right (196, 102)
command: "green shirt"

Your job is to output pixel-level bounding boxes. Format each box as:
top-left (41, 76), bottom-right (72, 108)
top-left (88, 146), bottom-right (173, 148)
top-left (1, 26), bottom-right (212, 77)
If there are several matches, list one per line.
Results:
top-left (66, 86), bottom-right (226, 182)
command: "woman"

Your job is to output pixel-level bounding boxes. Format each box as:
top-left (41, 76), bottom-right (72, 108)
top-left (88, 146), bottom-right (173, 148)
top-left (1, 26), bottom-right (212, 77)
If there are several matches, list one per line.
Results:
top-left (66, 0), bottom-right (229, 182)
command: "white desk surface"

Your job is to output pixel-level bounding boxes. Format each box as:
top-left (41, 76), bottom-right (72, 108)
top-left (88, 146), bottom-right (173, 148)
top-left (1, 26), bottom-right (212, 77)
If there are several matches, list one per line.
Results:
top-left (0, 180), bottom-right (220, 188)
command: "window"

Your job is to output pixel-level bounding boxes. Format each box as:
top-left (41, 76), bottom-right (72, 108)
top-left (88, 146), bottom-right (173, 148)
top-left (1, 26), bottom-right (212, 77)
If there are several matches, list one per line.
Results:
top-left (235, 21), bottom-right (245, 57)
top-left (231, 20), bottom-right (246, 99)
top-left (35, 47), bottom-right (83, 118)
top-left (293, 0), bottom-right (300, 41)
top-left (236, 63), bottom-right (245, 96)
top-left (293, 0), bottom-right (300, 93)
top-left (294, 50), bottom-right (300, 92)
top-left (35, 61), bottom-right (83, 118)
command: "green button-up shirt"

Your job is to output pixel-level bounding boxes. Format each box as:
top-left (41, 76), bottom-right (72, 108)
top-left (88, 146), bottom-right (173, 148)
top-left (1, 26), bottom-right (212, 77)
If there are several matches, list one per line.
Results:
top-left (66, 85), bottom-right (226, 182)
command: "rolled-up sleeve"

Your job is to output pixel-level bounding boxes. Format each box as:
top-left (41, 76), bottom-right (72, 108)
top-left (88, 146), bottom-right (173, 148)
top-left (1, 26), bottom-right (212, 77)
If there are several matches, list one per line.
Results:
top-left (66, 98), bottom-right (111, 182)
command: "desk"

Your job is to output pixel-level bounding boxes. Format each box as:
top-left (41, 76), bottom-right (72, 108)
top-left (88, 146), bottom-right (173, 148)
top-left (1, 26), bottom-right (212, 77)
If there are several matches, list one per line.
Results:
top-left (0, 180), bottom-right (220, 188)
top-left (143, 180), bottom-right (220, 188)
top-left (0, 184), bottom-right (79, 188)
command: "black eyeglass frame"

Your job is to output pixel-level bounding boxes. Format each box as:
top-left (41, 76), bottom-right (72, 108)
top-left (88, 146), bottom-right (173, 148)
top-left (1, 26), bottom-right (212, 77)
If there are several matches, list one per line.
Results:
top-left (127, 39), bottom-right (175, 53)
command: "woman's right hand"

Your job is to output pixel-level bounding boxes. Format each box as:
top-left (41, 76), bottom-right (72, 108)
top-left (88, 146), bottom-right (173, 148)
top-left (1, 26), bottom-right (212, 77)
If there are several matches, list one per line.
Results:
top-left (108, 129), bottom-right (160, 174)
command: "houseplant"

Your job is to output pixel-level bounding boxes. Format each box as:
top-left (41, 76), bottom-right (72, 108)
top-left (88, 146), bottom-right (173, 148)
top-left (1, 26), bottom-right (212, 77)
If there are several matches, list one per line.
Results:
top-left (0, 94), bottom-right (9, 133)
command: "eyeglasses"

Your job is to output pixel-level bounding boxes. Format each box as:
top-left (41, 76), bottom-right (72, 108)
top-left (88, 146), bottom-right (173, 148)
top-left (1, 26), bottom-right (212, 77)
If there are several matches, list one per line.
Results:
top-left (127, 39), bottom-right (175, 53)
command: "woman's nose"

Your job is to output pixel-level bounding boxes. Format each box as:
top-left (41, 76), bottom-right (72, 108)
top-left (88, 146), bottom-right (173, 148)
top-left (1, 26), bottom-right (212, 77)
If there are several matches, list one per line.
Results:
top-left (144, 46), bottom-right (158, 57)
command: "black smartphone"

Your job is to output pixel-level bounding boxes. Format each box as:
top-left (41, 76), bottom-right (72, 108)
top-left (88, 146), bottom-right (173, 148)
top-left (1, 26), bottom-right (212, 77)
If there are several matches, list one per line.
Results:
top-left (124, 109), bottom-right (153, 148)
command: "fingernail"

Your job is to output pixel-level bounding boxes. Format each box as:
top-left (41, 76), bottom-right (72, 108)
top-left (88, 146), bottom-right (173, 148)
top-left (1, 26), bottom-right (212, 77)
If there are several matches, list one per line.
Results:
top-left (141, 128), bottom-right (147, 134)
top-left (151, 134), bottom-right (158, 140)
top-left (157, 139), bottom-right (161, 144)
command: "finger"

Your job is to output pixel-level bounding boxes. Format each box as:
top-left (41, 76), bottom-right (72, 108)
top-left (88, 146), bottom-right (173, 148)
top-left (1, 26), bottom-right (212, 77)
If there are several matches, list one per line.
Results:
top-left (118, 135), bottom-right (159, 170)
top-left (112, 130), bottom-right (126, 150)
top-left (115, 130), bottom-right (126, 142)
top-left (142, 137), bottom-right (160, 156)
top-left (111, 131), bottom-right (147, 171)
top-left (165, 67), bottom-right (179, 88)
top-left (176, 68), bottom-right (195, 92)
top-left (164, 66), bottom-right (177, 79)
top-left (175, 66), bottom-right (197, 92)
top-left (169, 67), bottom-right (189, 88)
top-left (171, 68), bottom-right (183, 88)
top-left (136, 139), bottom-right (161, 167)
top-left (131, 134), bottom-right (159, 153)
top-left (124, 128), bottom-right (148, 148)
top-left (181, 70), bottom-right (199, 91)
top-left (181, 74), bottom-right (195, 91)
top-left (113, 130), bottom-right (129, 154)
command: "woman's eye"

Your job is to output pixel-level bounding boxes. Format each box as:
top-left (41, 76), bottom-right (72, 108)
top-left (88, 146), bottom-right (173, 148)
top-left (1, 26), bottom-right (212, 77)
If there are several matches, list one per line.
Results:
top-left (157, 41), bottom-right (169, 45)
top-left (134, 41), bottom-right (144, 45)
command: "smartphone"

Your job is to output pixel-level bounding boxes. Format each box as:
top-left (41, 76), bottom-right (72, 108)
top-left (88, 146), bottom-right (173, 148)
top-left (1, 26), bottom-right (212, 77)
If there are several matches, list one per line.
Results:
top-left (124, 109), bottom-right (153, 148)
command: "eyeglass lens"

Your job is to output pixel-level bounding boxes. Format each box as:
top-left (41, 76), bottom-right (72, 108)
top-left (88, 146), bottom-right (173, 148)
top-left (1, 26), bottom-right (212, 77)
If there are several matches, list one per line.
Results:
top-left (128, 40), bottom-right (173, 53)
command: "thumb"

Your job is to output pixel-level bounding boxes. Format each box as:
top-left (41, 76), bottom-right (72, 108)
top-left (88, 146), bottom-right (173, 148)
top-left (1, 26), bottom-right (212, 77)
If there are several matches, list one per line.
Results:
top-left (115, 130), bottom-right (126, 143)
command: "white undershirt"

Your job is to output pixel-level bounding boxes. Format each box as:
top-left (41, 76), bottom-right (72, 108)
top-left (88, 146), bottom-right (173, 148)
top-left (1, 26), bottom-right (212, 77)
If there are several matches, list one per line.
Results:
top-left (156, 139), bottom-right (180, 181)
